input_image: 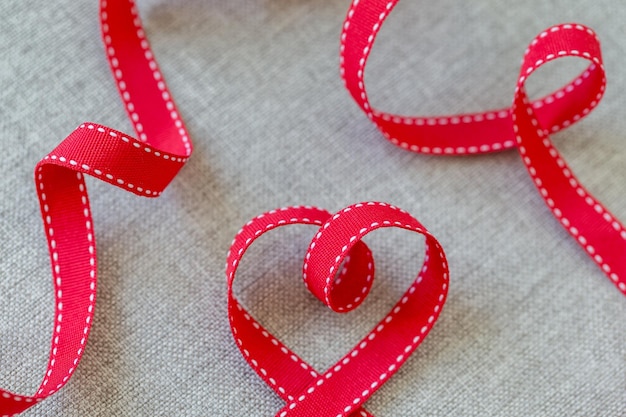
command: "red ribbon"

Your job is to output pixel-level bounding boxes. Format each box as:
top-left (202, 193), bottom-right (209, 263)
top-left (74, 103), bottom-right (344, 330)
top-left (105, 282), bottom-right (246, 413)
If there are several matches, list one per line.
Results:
top-left (341, 0), bottom-right (626, 296)
top-left (2, 0), bottom-right (624, 415)
top-left (226, 203), bottom-right (448, 417)
top-left (0, 0), bottom-right (192, 414)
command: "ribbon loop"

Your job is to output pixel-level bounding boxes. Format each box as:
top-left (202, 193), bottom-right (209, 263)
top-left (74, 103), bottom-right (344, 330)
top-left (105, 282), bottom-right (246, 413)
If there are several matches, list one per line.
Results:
top-left (4, 0), bottom-right (624, 414)
top-left (341, 0), bottom-right (625, 296)
top-left (341, 0), bottom-right (601, 154)
top-left (227, 202), bottom-right (448, 417)
top-left (512, 24), bottom-right (626, 295)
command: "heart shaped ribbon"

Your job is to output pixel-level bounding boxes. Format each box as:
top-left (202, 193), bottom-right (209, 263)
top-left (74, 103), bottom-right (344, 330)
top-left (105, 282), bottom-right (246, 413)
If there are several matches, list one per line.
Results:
top-left (2, 0), bottom-right (623, 414)
top-left (226, 202), bottom-right (448, 417)
top-left (340, 0), bottom-right (626, 296)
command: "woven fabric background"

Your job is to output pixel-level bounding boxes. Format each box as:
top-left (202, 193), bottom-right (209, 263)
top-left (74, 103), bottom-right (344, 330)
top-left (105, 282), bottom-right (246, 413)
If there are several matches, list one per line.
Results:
top-left (1, 0), bottom-right (625, 415)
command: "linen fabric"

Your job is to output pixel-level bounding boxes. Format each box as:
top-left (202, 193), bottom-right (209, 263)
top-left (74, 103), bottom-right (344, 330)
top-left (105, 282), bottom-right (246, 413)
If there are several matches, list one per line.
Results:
top-left (1, 0), bottom-right (625, 415)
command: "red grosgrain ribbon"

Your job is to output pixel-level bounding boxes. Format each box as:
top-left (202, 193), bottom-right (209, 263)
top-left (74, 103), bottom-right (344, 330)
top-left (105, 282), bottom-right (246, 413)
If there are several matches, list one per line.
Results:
top-left (226, 202), bottom-right (449, 417)
top-left (0, 0), bottom-right (192, 415)
top-left (341, 0), bottom-right (626, 296)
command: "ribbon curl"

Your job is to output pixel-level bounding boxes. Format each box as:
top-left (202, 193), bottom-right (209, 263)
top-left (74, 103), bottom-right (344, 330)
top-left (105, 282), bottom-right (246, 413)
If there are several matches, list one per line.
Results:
top-left (340, 0), bottom-right (625, 296)
top-left (226, 202), bottom-right (448, 417)
top-left (2, 0), bottom-right (623, 415)
top-left (0, 0), bottom-right (192, 414)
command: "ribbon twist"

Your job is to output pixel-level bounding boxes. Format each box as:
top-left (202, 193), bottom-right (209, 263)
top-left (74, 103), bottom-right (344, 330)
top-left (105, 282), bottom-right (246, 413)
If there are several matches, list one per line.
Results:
top-left (340, 0), bottom-right (626, 296)
top-left (0, 0), bottom-right (192, 414)
top-left (3, 0), bottom-right (624, 415)
top-left (226, 202), bottom-right (448, 417)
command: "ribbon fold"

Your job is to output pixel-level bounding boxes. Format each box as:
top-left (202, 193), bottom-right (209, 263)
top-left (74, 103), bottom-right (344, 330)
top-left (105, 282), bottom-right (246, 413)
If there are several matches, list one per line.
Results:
top-left (2, 0), bottom-right (624, 415)
top-left (226, 202), bottom-right (448, 417)
top-left (340, 0), bottom-right (626, 296)
top-left (0, 0), bottom-right (192, 414)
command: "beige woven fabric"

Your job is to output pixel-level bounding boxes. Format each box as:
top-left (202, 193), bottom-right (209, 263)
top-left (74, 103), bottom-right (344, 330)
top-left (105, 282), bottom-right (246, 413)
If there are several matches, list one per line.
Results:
top-left (1, 0), bottom-right (625, 415)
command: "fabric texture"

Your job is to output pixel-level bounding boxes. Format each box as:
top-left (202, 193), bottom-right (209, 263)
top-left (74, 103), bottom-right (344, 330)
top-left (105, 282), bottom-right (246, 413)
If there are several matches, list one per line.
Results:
top-left (1, 0), bottom-right (625, 415)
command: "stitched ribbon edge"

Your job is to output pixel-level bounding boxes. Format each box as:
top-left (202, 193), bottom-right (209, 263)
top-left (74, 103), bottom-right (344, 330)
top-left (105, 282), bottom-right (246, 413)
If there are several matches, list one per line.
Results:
top-left (0, 0), bottom-right (193, 414)
top-left (512, 25), bottom-right (626, 295)
top-left (226, 202), bottom-right (448, 417)
top-left (340, 0), bottom-right (625, 296)
top-left (340, 0), bottom-right (603, 155)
